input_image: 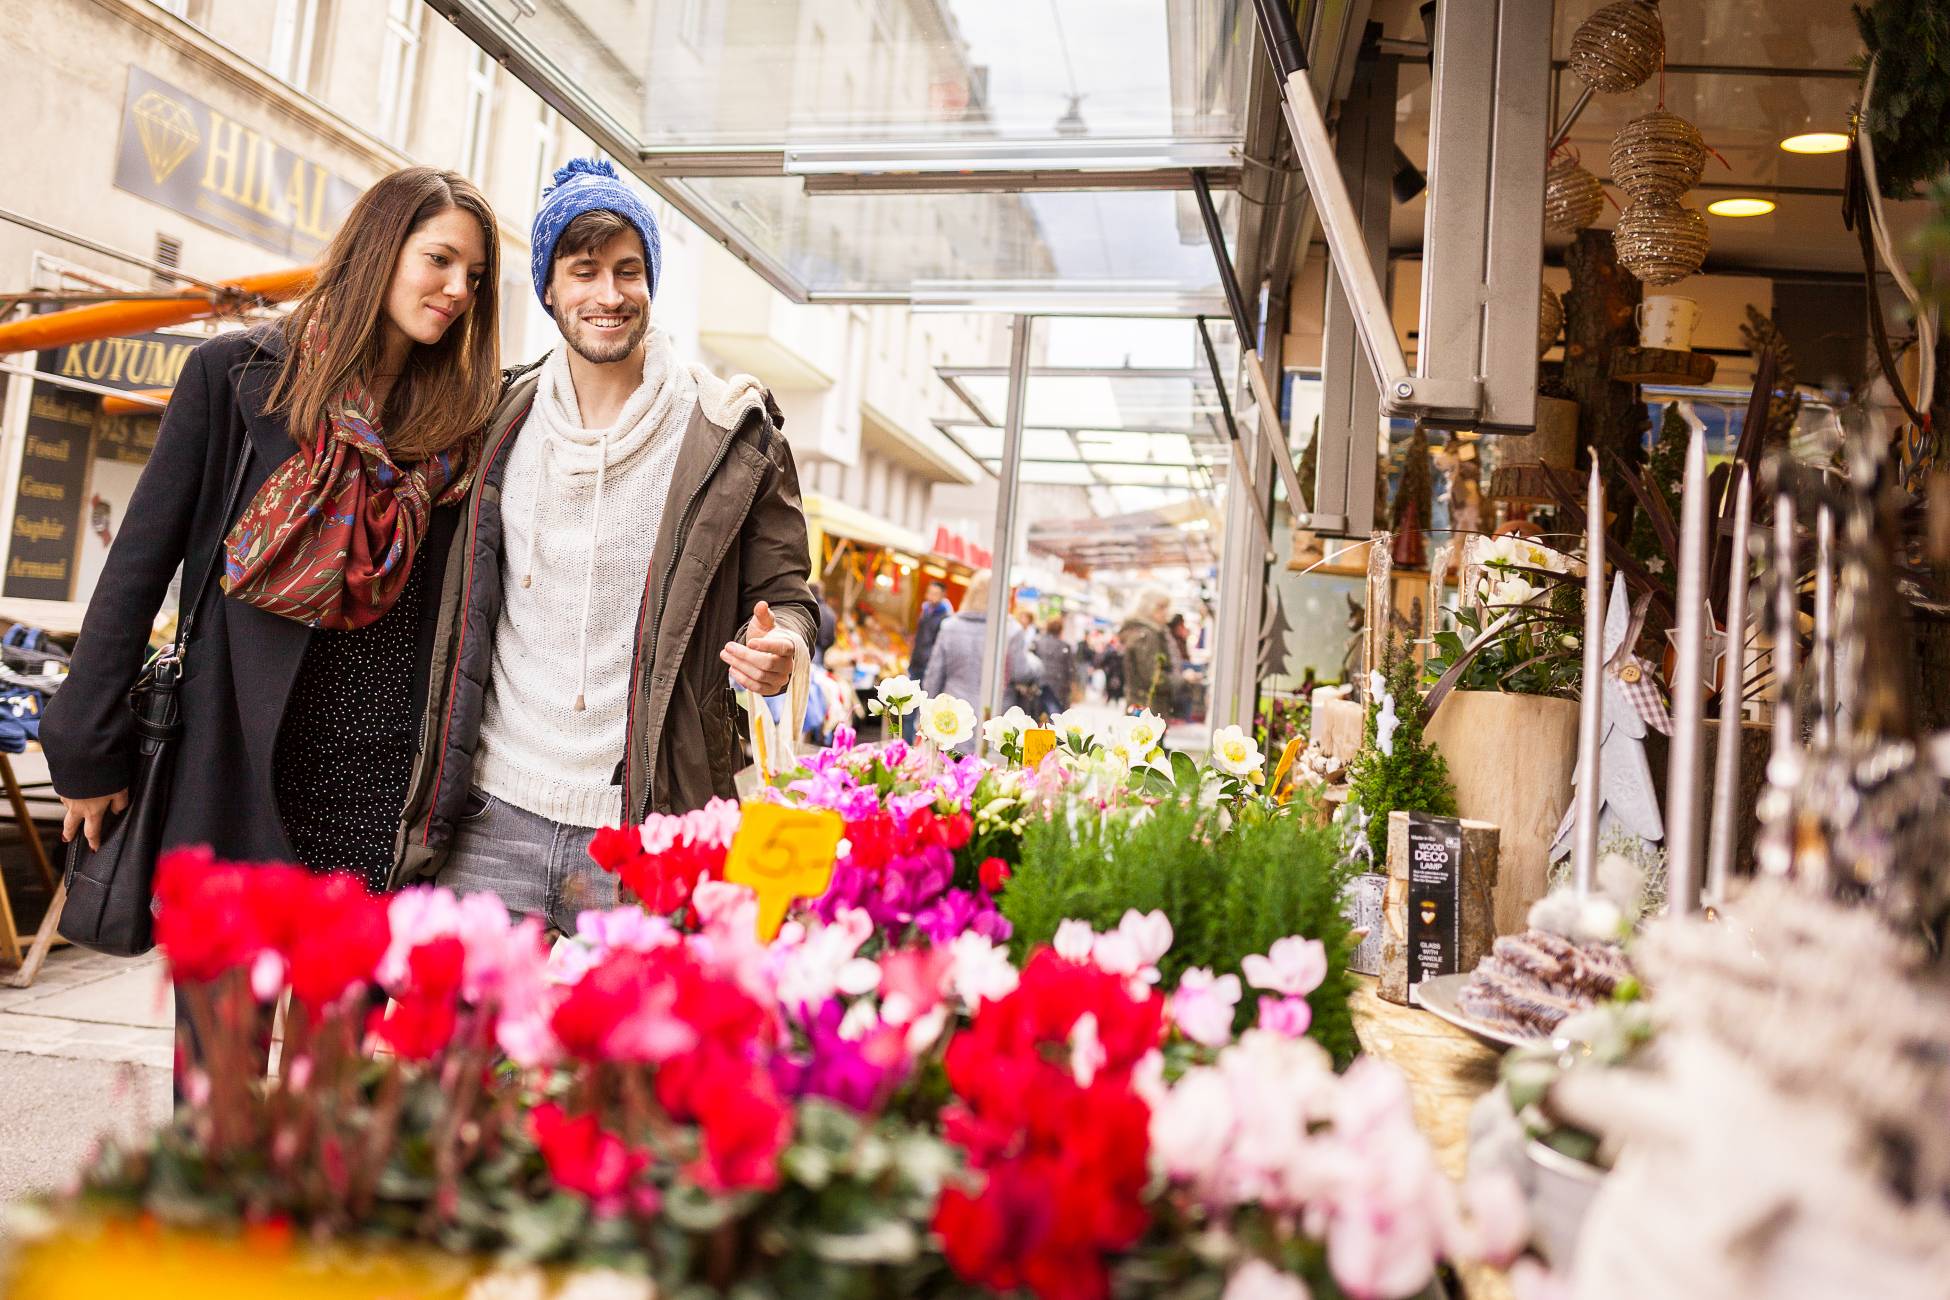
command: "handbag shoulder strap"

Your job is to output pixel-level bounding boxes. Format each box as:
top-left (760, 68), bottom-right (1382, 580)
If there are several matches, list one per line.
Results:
top-left (175, 443), bottom-right (254, 654)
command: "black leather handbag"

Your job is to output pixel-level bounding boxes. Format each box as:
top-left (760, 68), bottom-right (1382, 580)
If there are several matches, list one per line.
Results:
top-left (58, 446), bottom-right (253, 957)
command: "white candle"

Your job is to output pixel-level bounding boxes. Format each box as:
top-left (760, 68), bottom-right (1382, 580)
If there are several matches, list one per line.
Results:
top-left (1574, 461), bottom-right (1605, 896)
top-left (1705, 468), bottom-right (1752, 906)
top-left (1768, 492), bottom-right (1798, 778)
top-left (1813, 503), bottom-right (1836, 748)
top-left (1664, 429), bottom-right (1709, 916)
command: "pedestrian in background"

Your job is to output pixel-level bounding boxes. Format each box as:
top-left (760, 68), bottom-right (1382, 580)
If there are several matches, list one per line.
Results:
top-left (46, 167), bottom-right (501, 889)
top-left (1036, 615), bottom-right (1076, 717)
top-left (907, 578), bottom-right (950, 683)
top-left (922, 570), bottom-right (992, 754)
top-left (1119, 589), bottom-right (1174, 717)
top-left (810, 579), bottom-right (837, 667)
top-left (901, 578), bottom-right (952, 743)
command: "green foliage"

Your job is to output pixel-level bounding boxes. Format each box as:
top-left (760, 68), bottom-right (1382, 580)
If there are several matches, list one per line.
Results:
top-left (1254, 693), bottom-right (1311, 759)
top-left (1348, 636), bottom-right (1456, 864)
top-left (1001, 798), bottom-right (1361, 1065)
top-left (1856, 0), bottom-right (1950, 197)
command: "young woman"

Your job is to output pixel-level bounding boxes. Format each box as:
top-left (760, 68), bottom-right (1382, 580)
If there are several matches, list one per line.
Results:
top-left (43, 167), bottom-right (502, 891)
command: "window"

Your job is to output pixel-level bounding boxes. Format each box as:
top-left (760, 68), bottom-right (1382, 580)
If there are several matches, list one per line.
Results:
top-left (151, 233), bottom-right (183, 291)
top-left (268, 0), bottom-right (326, 92)
top-left (527, 104), bottom-right (561, 219)
top-left (375, 0), bottom-right (424, 147)
top-left (457, 45), bottom-right (497, 179)
top-left (152, 0), bottom-right (207, 21)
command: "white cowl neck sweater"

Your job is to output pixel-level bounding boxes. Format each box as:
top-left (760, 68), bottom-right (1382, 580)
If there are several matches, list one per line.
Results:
top-left (474, 327), bottom-right (767, 828)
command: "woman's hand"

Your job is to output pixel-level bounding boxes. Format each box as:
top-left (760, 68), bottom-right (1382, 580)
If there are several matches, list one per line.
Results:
top-left (60, 791), bottom-right (129, 851)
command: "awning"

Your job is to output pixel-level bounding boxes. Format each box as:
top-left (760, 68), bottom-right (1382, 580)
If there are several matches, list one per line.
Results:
top-left (803, 492), bottom-right (934, 559)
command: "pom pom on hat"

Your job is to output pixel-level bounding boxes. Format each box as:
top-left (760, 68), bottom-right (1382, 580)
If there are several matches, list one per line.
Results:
top-left (529, 156), bottom-right (662, 308)
top-left (544, 156), bottom-right (622, 196)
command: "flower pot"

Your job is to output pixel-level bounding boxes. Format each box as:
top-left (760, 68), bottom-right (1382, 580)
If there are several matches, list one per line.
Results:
top-left (1523, 1137), bottom-right (1607, 1268)
top-left (1423, 690), bottom-right (1579, 936)
top-left (3, 1216), bottom-right (484, 1299)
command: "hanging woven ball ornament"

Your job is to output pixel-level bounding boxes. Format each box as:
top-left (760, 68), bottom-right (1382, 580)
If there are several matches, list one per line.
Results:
top-left (1568, 0), bottom-right (1664, 94)
top-left (1609, 110), bottom-right (1706, 202)
top-left (1615, 198), bottom-right (1709, 285)
top-left (1545, 155), bottom-right (1606, 233)
top-left (1538, 284), bottom-right (1565, 357)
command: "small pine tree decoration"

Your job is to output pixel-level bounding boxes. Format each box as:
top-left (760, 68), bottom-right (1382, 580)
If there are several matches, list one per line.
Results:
top-left (1625, 402), bottom-right (1688, 580)
top-left (1346, 632), bottom-right (1457, 864)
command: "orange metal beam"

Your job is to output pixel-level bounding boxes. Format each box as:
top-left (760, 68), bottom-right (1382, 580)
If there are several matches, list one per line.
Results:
top-left (0, 266), bottom-right (315, 355)
top-left (101, 388), bottom-right (172, 416)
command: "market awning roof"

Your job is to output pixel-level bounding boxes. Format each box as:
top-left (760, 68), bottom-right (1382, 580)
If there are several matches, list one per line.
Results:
top-left (1027, 497), bottom-right (1222, 573)
top-left (424, 0), bottom-right (1262, 307)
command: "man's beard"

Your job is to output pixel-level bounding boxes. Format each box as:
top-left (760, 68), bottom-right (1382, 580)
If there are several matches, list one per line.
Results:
top-left (555, 302), bottom-right (649, 364)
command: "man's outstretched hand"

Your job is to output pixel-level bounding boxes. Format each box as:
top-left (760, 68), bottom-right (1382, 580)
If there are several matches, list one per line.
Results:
top-left (722, 600), bottom-right (797, 694)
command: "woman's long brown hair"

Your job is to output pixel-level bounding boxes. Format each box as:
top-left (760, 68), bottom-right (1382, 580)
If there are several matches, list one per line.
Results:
top-left (269, 167), bottom-right (501, 460)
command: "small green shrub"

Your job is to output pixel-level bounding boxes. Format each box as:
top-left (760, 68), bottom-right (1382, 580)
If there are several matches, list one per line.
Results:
top-left (1001, 799), bottom-right (1361, 1065)
top-left (1347, 634), bottom-right (1456, 864)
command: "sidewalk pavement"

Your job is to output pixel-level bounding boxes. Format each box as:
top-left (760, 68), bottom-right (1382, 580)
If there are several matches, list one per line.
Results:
top-left (0, 946), bottom-right (172, 1205)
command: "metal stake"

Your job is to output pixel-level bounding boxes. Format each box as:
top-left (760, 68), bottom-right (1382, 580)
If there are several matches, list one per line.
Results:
top-left (1705, 469), bottom-right (1753, 905)
top-left (1664, 429), bottom-right (1710, 915)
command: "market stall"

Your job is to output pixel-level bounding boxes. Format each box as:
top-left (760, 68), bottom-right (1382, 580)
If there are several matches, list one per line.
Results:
top-left (8, 0), bottom-right (1950, 1297)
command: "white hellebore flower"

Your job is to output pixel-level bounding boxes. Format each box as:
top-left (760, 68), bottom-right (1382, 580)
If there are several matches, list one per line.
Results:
top-left (875, 674), bottom-right (924, 716)
top-left (1209, 724), bottom-right (1265, 779)
top-left (1050, 707), bottom-right (1096, 748)
top-left (1121, 710), bottom-right (1166, 757)
top-left (918, 694), bottom-right (978, 748)
top-left (980, 704), bottom-right (1036, 749)
top-left (1487, 574), bottom-right (1541, 607)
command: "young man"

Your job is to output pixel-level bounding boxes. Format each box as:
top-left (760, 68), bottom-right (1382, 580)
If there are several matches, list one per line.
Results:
top-left (392, 159), bottom-right (816, 928)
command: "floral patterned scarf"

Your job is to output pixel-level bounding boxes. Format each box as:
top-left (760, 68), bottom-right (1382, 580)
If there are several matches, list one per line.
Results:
top-left (222, 332), bottom-right (477, 630)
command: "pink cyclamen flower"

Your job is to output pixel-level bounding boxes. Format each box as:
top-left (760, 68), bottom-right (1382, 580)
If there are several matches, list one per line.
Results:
top-left (1116, 909), bottom-right (1173, 967)
top-left (1257, 994), bottom-right (1314, 1038)
top-left (1461, 1167), bottom-right (1529, 1268)
top-left (1170, 967), bottom-right (1242, 1048)
top-left (1053, 919), bottom-right (1096, 963)
top-left (1242, 935), bottom-right (1328, 997)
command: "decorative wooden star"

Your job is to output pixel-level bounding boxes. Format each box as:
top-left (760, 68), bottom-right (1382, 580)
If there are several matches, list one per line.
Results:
top-left (1665, 601), bottom-right (1728, 691)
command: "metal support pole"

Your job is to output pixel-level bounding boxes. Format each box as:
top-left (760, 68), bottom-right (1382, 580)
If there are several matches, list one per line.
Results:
top-left (1195, 316), bottom-right (1270, 538)
top-left (978, 314), bottom-right (1033, 746)
top-left (1548, 84), bottom-right (1595, 154)
top-left (1314, 48), bottom-right (1394, 537)
top-left (1191, 171), bottom-right (1312, 517)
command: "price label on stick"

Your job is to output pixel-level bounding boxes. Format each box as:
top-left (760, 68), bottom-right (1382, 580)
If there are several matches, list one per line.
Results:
top-left (722, 801), bottom-right (844, 941)
top-left (1271, 735), bottom-right (1306, 802)
top-left (1022, 728), bottom-right (1057, 767)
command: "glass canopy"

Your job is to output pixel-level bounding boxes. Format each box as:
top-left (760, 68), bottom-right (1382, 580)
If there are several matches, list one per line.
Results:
top-left (438, 0), bottom-right (1255, 303)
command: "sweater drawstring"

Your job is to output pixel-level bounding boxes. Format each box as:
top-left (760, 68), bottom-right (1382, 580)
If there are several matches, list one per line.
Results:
top-left (522, 436), bottom-right (552, 589)
top-left (571, 426), bottom-right (609, 712)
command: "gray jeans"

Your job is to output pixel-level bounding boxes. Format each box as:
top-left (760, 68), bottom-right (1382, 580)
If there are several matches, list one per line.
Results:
top-left (436, 787), bottom-right (621, 934)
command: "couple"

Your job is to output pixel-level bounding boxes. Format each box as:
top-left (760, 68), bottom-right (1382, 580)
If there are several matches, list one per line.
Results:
top-left (43, 161), bottom-right (816, 932)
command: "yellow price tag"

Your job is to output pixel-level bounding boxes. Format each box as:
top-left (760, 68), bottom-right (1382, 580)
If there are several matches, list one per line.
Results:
top-left (1022, 727), bottom-right (1057, 767)
top-left (1270, 735), bottom-right (1306, 803)
top-left (721, 801), bottom-right (844, 941)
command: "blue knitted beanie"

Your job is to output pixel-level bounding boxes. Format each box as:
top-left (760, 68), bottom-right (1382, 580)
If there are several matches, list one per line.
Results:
top-left (529, 158), bottom-right (662, 307)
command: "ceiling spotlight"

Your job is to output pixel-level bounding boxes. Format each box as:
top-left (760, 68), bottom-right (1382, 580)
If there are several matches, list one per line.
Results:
top-left (1392, 146), bottom-right (1426, 203)
top-left (1706, 197), bottom-right (1776, 218)
top-left (1779, 131), bottom-right (1849, 155)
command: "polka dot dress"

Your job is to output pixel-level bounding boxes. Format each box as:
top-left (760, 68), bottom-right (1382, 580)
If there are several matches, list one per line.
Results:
top-left (273, 550), bottom-right (427, 890)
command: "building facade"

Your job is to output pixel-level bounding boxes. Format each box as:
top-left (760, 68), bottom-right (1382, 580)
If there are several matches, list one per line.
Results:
top-left (0, 0), bottom-right (1006, 638)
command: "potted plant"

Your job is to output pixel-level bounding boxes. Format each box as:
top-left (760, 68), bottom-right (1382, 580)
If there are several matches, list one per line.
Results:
top-left (1421, 535), bottom-right (1585, 936)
